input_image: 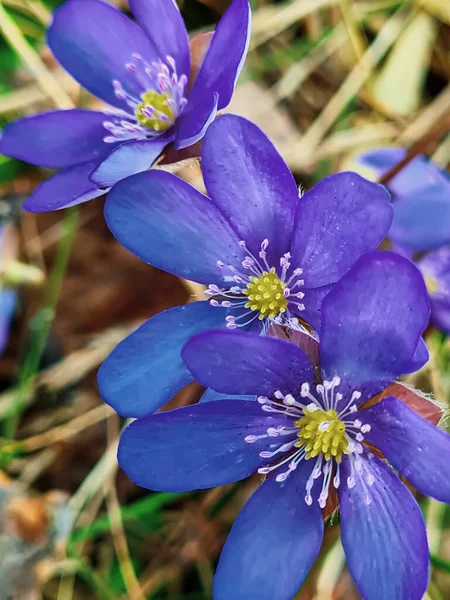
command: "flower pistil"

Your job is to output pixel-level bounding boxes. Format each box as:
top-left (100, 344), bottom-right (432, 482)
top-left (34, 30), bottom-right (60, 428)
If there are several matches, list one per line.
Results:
top-left (103, 54), bottom-right (187, 143)
top-left (245, 377), bottom-right (374, 508)
top-left (206, 239), bottom-right (306, 331)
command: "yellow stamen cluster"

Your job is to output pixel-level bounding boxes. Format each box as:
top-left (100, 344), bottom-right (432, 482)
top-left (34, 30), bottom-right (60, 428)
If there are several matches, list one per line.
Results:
top-left (243, 268), bottom-right (288, 320)
top-left (425, 275), bottom-right (438, 294)
top-left (135, 90), bottom-right (174, 131)
top-left (295, 408), bottom-right (348, 462)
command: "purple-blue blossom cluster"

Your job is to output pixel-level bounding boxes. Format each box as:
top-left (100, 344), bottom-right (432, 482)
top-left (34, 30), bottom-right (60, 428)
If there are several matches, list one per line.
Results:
top-left (1, 1), bottom-right (450, 599)
top-left (0, 0), bottom-right (250, 211)
top-left (358, 148), bottom-right (450, 333)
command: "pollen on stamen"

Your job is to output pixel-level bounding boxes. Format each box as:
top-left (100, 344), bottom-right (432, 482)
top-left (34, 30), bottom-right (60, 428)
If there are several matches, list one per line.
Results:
top-left (243, 268), bottom-right (288, 320)
top-left (134, 90), bottom-right (175, 131)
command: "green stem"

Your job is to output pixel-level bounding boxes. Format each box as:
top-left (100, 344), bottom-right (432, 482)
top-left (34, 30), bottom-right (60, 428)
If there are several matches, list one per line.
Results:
top-left (430, 554), bottom-right (450, 574)
top-left (75, 559), bottom-right (119, 600)
top-left (3, 208), bottom-right (78, 438)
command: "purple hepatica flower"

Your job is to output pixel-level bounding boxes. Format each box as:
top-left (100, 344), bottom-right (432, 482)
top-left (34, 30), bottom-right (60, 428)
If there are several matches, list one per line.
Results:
top-left (358, 148), bottom-right (450, 333)
top-left (118, 251), bottom-right (441, 600)
top-left (0, 0), bottom-right (250, 212)
top-left (417, 246), bottom-right (450, 334)
top-left (0, 227), bottom-right (16, 355)
top-left (99, 114), bottom-right (393, 418)
top-left (357, 148), bottom-right (450, 252)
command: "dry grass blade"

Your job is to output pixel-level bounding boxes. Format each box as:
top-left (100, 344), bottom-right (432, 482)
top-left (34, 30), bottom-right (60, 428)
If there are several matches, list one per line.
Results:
top-left (274, 25), bottom-right (347, 101)
top-left (288, 6), bottom-right (410, 160)
top-left (105, 415), bottom-right (146, 600)
top-left (0, 0), bottom-right (73, 109)
top-left (251, 0), bottom-right (336, 50)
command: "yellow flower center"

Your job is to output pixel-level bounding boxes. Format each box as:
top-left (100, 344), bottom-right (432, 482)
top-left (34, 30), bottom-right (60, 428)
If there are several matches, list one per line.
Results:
top-left (243, 268), bottom-right (288, 320)
top-left (425, 275), bottom-right (438, 294)
top-left (295, 408), bottom-right (348, 463)
top-left (135, 90), bottom-right (174, 131)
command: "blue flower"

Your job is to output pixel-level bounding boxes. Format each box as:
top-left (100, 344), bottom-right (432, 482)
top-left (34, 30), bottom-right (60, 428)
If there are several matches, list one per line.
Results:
top-left (0, 226), bottom-right (16, 356)
top-left (358, 148), bottom-right (450, 333)
top-left (0, 0), bottom-right (250, 212)
top-left (417, 246), bottom-right (450, 334)
top-left (118, 251), bottom-right (443, 600)
top-left (98, 114), bottom-right (393, 418)
top-left (357, 147), bottom-right (450, 252)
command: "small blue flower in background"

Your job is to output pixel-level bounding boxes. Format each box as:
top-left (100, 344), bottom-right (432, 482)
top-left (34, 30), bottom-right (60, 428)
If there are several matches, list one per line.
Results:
top-left (0, 0), bottom-right (250, 212)
top-left (358, 147), bottom-right (450, 333)
top-left (417, 247), bottom-right (450, 334)
top-left (118, 251), bottom-right (445, 600)
top-left (0, 226), bottom-right (16, 356)
top-left (357, 148), bottom-right (450, 252)
top-left (98, 114), bottom-right (393, 418)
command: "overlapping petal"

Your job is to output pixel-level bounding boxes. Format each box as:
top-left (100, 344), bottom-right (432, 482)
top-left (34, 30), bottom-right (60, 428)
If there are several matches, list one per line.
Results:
top-left (0, 110), bottom-right (115, 168)
top-left (129, 0), bottom-right (190, 78)
top-left (200, 388), bottom-right (255, 403)
top-left (118, 400), bottom-right (290, 491)
top-left (214, 462), bottom-right (323, 600)
top-left (174, 92), bottom-right (218, 150)
top-left (202, 115), bottom-right (299, 263)
top-left (363, 396), bottom-right (450, 503)
top-left (104, 169), bottom-right (245, 285)
top-left (90, 135), bottom-right (174, 187)
top-left (400, 337), bottom-right (429, 374)
top-left (186, 0), bottom-right (250, 111)
top-left (98, 302), bottom-right (227, 418)
top-left (183, 330), bottom-right (313, 397)
top-left (290, 172), bottom-right (393, 289)
top-left (47, 0), bottom-right (157, 109)
top-left (320, 251), bottom-right (430, 403)
top-left (23, 160), bottom-right (106, 212)
top-left (339, 453), bottom-right (429, 600)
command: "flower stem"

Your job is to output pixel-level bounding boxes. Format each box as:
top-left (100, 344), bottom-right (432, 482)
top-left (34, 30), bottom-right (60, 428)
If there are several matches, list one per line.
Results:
top-left (3, 207), bottom-right (78, 439)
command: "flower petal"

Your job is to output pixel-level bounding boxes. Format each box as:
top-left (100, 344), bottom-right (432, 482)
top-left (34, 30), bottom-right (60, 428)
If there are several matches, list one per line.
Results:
top-left (290, 172), bottom-right (393, 288)
top-left (173, 92), bottom-right (218, 150)
top-left (381, 382), bottom-right (442, 426)
top-left (201, 115), bottom-right (299, 264)
top-left (390, 184), bottom-right (450, 251)
top-left (23, 161), bottom-right (106, 213)
top-left (104, 169), bottom-right (245, 285)
top-left (187, 0), bottom-right (250, 111)
top-left (214, 462), bottom-right (323, 600)
top-left (0, 289), bottom-right (16, 355)
top-left (339, 453), bottom-right (429, 600)
top-left (90, 135), bottom-right (174, 187)
top-left (189, 32), bottom-right (213, 84)
top-left (430, 297), bottom-right (450, 334)
top-left (300, 284), bottom-right (333, 334)
top-left (320, 251), bottom-right (430, 403)
top-left (200, 388), bottom-right (255, 403)
top-left (129, 0), bottom-right (190, 78)
top-left (118, 400), bottom-right (291, 491)
top-left (183, 330), bottom-right (313, 396)
top-left (98, 302), bottom-right (227, 418)
top-left (418, 247), bottom-right (450, 334)
top-left (357, 148), bottom-right (449, 197)
top-left (363, 395), bottom-right (450, 503)
top-left (47, 0), bottom-right (157, 109)
top-left (0, 109), bottom-right (115, 168)
top-left (401, 337), bottom-right (429, 374)
top-left (268, 325), bottom-right (319, 371)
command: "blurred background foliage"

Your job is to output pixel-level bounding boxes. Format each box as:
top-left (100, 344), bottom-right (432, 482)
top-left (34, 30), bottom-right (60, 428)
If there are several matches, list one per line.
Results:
top-left (0, 0), bottom-right (449, 598)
